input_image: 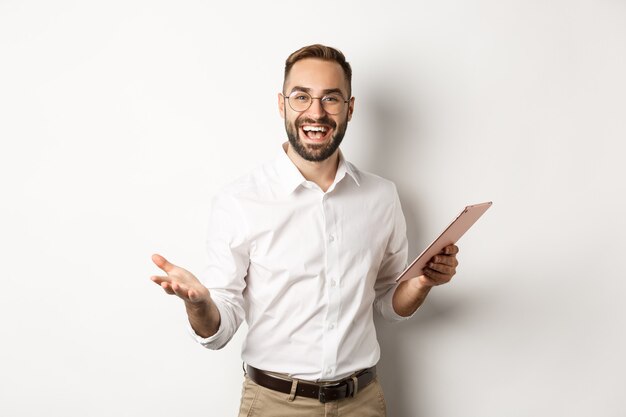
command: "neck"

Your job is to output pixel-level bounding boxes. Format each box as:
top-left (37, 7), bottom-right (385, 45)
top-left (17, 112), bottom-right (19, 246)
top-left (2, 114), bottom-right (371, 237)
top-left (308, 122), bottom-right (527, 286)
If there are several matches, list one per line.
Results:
top-left (284, 142), bottom-right (340, 192)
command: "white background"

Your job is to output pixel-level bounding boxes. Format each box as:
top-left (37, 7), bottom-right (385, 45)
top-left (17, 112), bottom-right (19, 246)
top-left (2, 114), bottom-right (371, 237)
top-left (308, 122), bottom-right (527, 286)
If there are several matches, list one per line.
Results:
top-left (1, 1), bottom-right (625, 416)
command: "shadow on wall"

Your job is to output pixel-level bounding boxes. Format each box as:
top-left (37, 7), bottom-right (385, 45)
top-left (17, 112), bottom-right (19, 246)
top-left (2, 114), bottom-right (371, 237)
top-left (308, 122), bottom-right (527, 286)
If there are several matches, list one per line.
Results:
top-left (359, 81), bottom-right (424, 256)
top-left (361, 81), bottom-right (417, 416)
top-left (363, 82), bottom-right (481, 416)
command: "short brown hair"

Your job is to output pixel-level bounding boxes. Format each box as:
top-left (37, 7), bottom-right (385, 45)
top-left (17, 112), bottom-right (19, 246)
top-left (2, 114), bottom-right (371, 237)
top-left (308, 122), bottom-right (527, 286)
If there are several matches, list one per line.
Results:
top-left (284, 44), bottom-right (352, 96)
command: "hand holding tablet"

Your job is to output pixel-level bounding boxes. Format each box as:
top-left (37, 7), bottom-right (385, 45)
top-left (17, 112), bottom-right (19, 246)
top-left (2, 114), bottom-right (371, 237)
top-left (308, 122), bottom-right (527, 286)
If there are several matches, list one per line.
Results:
top-left (395, 202), bottom-right (492, 283)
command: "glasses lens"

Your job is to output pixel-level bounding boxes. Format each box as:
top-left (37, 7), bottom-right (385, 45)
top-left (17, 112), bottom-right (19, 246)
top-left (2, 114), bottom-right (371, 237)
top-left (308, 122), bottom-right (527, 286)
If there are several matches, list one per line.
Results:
top-left (288, 91), bottom-right (312, 112)
top-left (320, 94), bottom-right (345, 114)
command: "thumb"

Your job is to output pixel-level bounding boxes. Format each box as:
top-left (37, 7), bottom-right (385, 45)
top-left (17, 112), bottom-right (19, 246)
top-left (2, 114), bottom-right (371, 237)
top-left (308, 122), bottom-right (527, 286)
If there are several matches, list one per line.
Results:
top-left (152, 253), bottom-right (175, 273)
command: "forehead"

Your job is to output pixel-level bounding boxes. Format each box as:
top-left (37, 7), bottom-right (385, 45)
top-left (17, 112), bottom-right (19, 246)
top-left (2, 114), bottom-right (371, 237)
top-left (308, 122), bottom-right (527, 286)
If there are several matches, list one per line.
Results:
top-left (285, 58), bottom-right (348, 95)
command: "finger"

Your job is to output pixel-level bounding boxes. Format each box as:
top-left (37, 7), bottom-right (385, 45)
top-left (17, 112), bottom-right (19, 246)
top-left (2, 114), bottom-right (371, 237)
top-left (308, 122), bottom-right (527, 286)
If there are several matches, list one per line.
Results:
top-left (442, 245), bottom-right (459, 255)
top-left (427, 262), bottom-right (456, 275)
top-left (171, 281), bottom-right (192, 300)
top-left (152, 253), bottom-right (176, 273)
top-left (187, 288), bottom-right (206, 303)
top-left (423, 267), bottom-right (453, 284)
top-left (160, 282), bottom-right (176, 295)
top-left (431, 255), bottom-right (459, 267)
top-left (150, 275), bottom-right (171, 285)
top-left (171, 282), bottom-right (208, 303)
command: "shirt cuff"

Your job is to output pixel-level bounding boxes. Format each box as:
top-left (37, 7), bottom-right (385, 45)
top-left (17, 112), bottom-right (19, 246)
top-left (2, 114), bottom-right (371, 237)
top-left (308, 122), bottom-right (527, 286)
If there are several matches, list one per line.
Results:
top-left (378, 283), bottom-right (417, 322)
top-left (186, 301), bottom-right (230, 349)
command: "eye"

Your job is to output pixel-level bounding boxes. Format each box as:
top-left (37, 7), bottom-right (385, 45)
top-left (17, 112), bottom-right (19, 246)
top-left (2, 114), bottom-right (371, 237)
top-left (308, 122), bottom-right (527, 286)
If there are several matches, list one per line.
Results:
top-left (292, 93), bottom-right (310, 101)
top-left (322, 95), bottom-right (340, 103)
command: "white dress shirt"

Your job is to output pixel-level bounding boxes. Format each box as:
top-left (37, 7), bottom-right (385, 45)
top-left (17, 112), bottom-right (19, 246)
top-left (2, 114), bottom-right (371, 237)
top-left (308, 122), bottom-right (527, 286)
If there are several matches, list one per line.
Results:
top-left (190, 144), bottom-right (411, 381)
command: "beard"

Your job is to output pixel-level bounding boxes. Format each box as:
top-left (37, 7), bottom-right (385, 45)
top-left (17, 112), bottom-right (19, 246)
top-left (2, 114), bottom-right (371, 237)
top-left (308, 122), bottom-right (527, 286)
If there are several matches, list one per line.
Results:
top-left (285, 114), bottom-right (348, 162)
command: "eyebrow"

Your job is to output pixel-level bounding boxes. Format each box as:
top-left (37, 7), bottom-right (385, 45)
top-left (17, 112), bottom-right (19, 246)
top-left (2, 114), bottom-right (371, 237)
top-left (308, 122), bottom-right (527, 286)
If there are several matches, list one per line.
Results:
top-left (289, 86), bottom-right (346, 96)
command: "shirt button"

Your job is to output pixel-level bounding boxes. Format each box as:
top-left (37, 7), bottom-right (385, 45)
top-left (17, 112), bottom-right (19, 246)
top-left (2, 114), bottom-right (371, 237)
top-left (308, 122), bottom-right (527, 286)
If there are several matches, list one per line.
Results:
top-left (329, 234), bottom-right (335, 242)
top-left (329, 323), bottom-right (335, 330)
top-left (330, 280), bottom-right (337, 287)
top-left (325, 368), bottom-right (333, 376)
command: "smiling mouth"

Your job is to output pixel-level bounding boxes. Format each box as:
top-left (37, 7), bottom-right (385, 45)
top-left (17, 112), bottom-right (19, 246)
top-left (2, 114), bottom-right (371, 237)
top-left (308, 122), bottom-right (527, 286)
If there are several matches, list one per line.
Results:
top-left (301, 125), bottom-right (332, 141)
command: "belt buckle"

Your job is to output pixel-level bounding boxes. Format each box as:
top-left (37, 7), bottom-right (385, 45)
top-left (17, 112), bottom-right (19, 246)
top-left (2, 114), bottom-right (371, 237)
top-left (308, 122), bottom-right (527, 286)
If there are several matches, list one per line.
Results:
top-left (318, 381), bottom-right (340, 404)
top-left (318, 379), bottom-right (354, 403)
top-left (318, 388), bottom-right (328, 404)
top-left (345, 378), bottom-right (355, 398)
top-left (318, 384), bottom-right (335, 404)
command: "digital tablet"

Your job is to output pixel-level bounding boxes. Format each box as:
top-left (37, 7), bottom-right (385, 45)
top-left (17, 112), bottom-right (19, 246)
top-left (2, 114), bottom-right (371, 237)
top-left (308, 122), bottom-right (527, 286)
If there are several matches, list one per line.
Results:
top-left (395, 201), bottom-right (493, 283)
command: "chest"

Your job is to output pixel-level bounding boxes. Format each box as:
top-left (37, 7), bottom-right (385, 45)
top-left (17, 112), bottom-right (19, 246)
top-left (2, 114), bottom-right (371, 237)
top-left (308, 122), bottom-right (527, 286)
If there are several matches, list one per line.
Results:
top-left (241, 187), bottom-right (395, 277)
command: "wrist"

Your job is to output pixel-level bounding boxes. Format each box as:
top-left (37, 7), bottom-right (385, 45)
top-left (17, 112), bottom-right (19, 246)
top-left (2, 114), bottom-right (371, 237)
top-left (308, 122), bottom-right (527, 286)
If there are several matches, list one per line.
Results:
top-left (408, 276), bottom-right (433, 294)
top-left (186, 296), bottom-right (221, 338)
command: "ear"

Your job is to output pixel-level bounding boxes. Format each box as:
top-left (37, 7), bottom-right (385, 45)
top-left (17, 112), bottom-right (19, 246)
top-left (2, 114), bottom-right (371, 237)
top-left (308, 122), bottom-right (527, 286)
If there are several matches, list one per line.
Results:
top-left (278, 92), bottom-right (285, 119)
top-left (347, 96), bottom-right (355, 122)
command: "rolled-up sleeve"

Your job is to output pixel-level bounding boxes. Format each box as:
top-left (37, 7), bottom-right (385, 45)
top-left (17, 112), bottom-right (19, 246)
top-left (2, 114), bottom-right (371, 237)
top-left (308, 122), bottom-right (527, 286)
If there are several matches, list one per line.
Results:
top-left (374, 185), bottom-right (414, 322)
top-left (188, 192), bottom-right (250, 349)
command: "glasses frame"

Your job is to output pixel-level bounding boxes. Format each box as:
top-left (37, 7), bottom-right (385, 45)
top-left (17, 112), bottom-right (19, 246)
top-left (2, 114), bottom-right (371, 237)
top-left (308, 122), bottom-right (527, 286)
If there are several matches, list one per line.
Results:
top-left (282, 91), bottom-right (351, 115)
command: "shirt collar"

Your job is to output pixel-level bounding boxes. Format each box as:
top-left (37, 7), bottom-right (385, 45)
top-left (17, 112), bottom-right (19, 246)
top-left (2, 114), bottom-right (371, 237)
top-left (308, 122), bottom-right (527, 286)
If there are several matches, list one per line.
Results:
top-left (275, 143), bottom-right (361, 195)
top-left (338, 151), bottom-right (361, 187)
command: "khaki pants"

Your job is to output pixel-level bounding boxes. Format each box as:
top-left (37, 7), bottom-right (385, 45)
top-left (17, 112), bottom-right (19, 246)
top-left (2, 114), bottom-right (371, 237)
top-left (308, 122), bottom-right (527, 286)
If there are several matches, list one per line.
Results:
top-left (237, 375), bottom-right (387, 417)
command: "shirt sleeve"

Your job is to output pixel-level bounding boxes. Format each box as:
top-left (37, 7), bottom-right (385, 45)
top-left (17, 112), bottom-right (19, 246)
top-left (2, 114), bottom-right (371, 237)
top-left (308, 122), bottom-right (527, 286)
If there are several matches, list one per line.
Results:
top-left (373, 184), bottom-right (414, 322)
top-left (188, 192), bottom-right (250, 349)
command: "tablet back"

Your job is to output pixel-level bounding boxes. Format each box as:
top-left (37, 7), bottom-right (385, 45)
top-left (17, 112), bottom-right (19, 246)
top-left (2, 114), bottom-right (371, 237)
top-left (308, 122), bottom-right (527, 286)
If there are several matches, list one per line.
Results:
top-left (396, 201), bottom-right (492, 282)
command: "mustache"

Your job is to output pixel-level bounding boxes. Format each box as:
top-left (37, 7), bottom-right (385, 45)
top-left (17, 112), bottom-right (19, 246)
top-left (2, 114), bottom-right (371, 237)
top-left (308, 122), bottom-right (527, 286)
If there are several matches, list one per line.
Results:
top-left (295, 117), bottom-right (336, 129)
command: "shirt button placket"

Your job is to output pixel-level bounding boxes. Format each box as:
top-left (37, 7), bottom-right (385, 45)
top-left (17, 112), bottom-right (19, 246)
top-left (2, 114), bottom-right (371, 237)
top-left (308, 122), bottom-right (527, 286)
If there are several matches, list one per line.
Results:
top-left (321, 193), bottom-right (340, 379)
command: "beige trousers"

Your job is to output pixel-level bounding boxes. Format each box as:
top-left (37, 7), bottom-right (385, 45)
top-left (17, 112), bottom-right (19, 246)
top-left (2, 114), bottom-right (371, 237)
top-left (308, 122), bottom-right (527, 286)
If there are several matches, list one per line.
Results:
top-left (237, 375), bottom-right (387, 417)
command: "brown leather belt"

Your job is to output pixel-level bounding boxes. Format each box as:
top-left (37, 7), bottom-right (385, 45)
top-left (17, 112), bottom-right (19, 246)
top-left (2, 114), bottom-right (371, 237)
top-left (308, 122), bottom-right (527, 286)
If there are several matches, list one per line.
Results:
top-left (246, 365), bottom-right (377, 403)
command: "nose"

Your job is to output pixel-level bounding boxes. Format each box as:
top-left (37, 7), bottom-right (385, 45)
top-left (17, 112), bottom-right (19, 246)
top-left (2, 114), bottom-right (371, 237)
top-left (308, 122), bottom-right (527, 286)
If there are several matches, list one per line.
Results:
top-left (307, 97), bottom-right (327, 118)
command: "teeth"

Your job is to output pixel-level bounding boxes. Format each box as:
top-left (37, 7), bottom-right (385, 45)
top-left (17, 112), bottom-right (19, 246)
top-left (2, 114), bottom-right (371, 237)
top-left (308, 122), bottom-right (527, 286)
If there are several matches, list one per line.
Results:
top-left (303, 126), bottom-right (328, 133)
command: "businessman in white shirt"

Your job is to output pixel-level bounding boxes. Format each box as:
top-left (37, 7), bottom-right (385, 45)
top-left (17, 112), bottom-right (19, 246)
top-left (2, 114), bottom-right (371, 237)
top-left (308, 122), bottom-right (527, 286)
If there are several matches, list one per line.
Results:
top-left (150, 44), bottom-right (459, 417)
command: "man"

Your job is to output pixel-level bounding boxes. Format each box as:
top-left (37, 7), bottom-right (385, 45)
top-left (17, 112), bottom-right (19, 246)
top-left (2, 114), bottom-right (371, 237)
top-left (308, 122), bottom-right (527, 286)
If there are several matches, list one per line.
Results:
top-left (150, 44), bottom-right (459, 417)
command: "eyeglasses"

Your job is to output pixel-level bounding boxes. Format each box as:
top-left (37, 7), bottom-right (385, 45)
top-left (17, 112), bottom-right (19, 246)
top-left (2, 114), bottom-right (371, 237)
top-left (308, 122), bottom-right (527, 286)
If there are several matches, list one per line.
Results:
top-left (282, 91), bottom-right (349, 115)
